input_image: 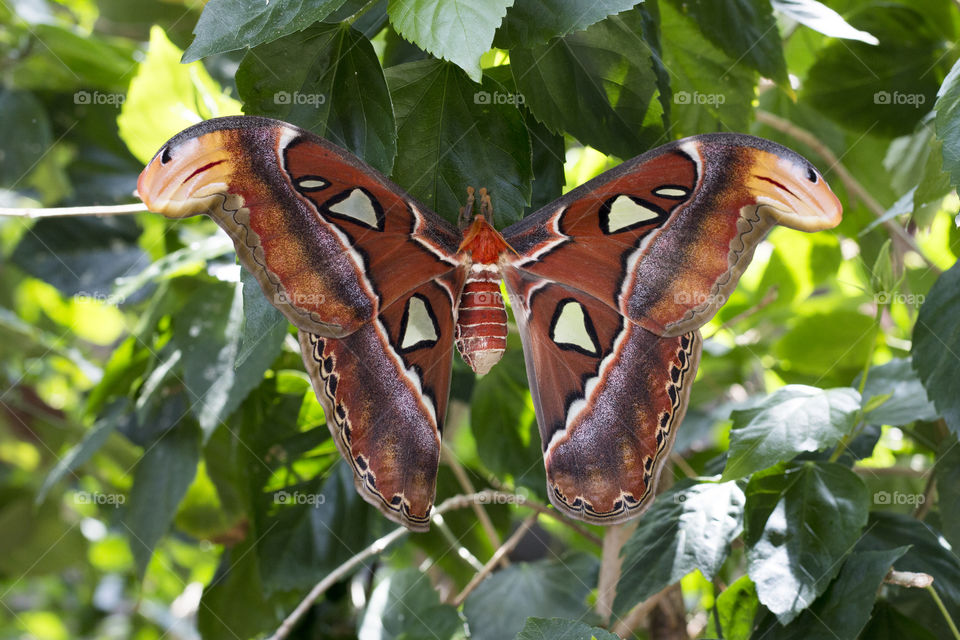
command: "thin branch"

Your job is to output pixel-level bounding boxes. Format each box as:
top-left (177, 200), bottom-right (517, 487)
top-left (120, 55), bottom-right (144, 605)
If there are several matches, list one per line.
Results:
top-left (705, 286), bottom-right (779, 340)
top-left (670, 452), bottom-right (699, 480)
top-left (852, 465), bottom-right (928, 477)
top-left (596, 520), bottom-right (638, 625)
top-left (928, 584), bottom-right (960, 640)
top-left (268, 523), bottom-right (408, 640)
top-left (914, 474), bottom-right (937, 520)
top-left (267, 490), bottom-right (597, 640)
top-left (452, 514), bottom-right (537, 607)
top-left (432, 513), bottom-right (485, 571)
top-left (0, 203), bottom-right (149, 218)
top-left (442, 444), bottom-right (507, 567)
top-left (611, 587), bottom-right (669, 638)
top-left (755, 110), bottom-right (941, 274)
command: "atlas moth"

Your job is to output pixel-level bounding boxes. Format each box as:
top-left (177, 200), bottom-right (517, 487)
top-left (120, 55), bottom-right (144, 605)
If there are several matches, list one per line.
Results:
top-left (137, 116), bottom-right (841, 530)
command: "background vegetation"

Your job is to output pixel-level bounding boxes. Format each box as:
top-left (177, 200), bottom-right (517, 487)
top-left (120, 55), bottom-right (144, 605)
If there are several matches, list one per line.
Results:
top-left (2, 0), bottom-right (960, 638)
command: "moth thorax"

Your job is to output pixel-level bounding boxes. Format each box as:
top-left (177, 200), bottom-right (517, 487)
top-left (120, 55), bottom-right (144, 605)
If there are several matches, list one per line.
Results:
top-left (455, 266), bottom-right (507, 375)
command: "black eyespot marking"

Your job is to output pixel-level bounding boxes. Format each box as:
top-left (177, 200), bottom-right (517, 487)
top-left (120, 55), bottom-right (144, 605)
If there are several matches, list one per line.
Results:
top-left (160, 146), bottom-right (172, 165)
top-left (806, 167), bottom-right (818, 183)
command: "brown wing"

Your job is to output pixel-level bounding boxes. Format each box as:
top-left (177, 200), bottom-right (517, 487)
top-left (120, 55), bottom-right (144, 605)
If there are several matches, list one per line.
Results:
top-left (503, 269), bottom-right (701, 523)
top-left (501, 133), bottom-right (842, 337)
top-left (299, 274), bottom-right (463, 530)
top-left (137, 116), bottom-right (463, 338)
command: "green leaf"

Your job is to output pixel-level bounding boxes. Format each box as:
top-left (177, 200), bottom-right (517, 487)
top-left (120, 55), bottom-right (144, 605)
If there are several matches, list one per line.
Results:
top-left (198, 538), bottom-right (287, 640)
top-left (12, 216), bottom-right (148, 298)
top-left (614, 481), bottom-right (745, 613)
top-left (857, 511), bottom-right (960, 631)
top-left (770, 0), bottom-right (878, 44)
top-left (524, 111), bottom-right (566, 215)
top-left (0, 89), bottom-right (52, 188)
top-left (658, 0), bottom-right (756, 135)
top-left (118, 25), bottom-right (241, 164)
top-left (173, 280), bottom-right (280, 439)
top-left (511, 8), bottom-right (665, 160)
top-left (9, 23), bottom-right (137, 92)
top-left (495, 0), bottom-right (641, 47)
top-left (804, 3), bottom-right (948, 137)
top-left (238, 268), bottom-right (287, 369)
top-left (912, 260), bottom-right (960, 437)
top-left (723, 386), bottom-right (860, 481)
top-left (857, 357), bottom-right (939, 426)
top-left (858, 601), bottom-right (939, 640)
top-left (386, 0), bottom-right (513, 82)
top-left (914, 135), bottom-right (953, 227)
top-left (712, 575), bottom-right (758, 640)
top-left (936, 439), bottom-right (960, 556)
top-left (470, 345), bottom-right (544, 495)
top-left (37, 403), bottom-right (122, 503)
top-left (936, 58), bottom-right (960, 189)
top-left (236, 23), bottom-right (397, 174)
top-left (774, 311), bottom-right (875, 377)
top-left (182, 0), bottom-right (349, 62)
top-left (0, 489), bottom-right (86, 578)
top-left (256, 463), bottom-right (388, 593)
top-left (386, 60), bottom-right (532, 226)
top-left (515, 618), bottom-right (621, 640)
top-left (463, 554), bottom-right (598, 640)
top-left (743, 461), bottom-right (869, 624)
top-left (123, 421), bottom-right (201, 576)
top-left (358, 569), bottom-right (461, 640)
top-left (775, 547), bottom-right (909, 640)
top-left (667, 0), bottom-right (787, 84)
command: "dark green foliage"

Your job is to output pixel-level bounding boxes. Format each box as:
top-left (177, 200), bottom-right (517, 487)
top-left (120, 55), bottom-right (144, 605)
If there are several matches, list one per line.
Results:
top-left (4, 1), bottom-right (960, 638)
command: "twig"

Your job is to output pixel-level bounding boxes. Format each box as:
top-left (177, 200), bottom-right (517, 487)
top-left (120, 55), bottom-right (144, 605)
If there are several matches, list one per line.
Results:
top-left (914, 475), bottom-right (937, 520)
top-left (268, 490), bottom-right (596, 640)
top-left (755, 110), bottom-right (941, 273)
top-left (0, 203), bottom-right (149, 218)
top-left (852, 465), bottom-right (928, 477)
top-left (452, 514), bottom-right (537, 606)
top-left (442, 444), bottom-right (507, 567)
top-left (432, 513), bottom-right (485, 571)
top-left (706, 286), bottom-right (779, 340)
top-left (611, 587), bottom-right (669, 637)
top-left (885, 569), bottom-right (933, 588)
top-left (927, 584), bottom-right (960, 640)
top-left (596, 520), bottom-right (638, 625)
top-left (670, 452), bottom-right (698, 480)
top-left (268, 523), bottom-right (408, 640)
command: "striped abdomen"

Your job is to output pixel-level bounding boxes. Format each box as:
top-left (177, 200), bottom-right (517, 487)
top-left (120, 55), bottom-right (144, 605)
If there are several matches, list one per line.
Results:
top-left (456, 263), bottom-right (507, 375)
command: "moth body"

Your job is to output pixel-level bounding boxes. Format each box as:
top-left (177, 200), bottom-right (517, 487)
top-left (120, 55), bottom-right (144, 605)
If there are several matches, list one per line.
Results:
top-left (455, 213), bottom-right (511, 374)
